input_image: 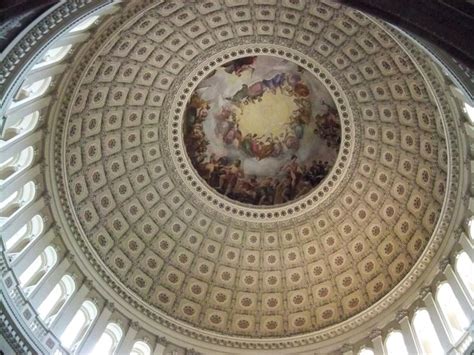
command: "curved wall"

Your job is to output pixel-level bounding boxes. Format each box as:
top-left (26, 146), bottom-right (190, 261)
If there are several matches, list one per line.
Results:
top-left (0, 1), bottom-right (472, 354)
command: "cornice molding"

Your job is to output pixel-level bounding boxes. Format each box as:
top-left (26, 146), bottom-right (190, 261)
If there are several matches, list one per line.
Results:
top-left (0, 0), bottom-right (469, 353)
top-left (46, 3), bottom-right (468, 351)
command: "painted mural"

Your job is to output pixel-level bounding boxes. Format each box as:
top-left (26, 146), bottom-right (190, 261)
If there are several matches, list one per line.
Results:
top-left (183, 56), bottom-right (341, 206)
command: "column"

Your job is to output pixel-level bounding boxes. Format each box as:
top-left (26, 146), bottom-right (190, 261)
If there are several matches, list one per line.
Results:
top-left (370, 329), bottom-right (387, 355)
top-left (115, 321), bottom-right (139, 354)
top-left (422, 291), bottom-right (452, 352)
top-left (397, 311), bottom-right (421, 355)
top-left (76, 301), bottom-right (114, 354)
top-left (29, 254), bottom-right (73, 308)
top-left (11, 226), bottom-right (55, 275)
top-left (50, 279), bottom-right (91, 334)
top-left (153, 337), bottom-right (167, 355)
top-left (444, 264), bottom-right (473, 317)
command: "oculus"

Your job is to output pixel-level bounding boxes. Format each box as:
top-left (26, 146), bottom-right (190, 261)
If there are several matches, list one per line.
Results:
top-left (183, 56), bottom-right (341, 206)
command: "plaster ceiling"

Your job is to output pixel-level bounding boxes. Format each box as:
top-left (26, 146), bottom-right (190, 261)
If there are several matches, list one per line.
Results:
top-left (52, 0), bottom-right (450, 340)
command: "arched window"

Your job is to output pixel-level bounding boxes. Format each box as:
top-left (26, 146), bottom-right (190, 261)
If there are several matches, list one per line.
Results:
top-left (0, 111), bottom-right (39, 143)
top-left (90, 322), bottom-right (123, 355)
top-left (18, 245), bottom-right (57, 295)
top-left (385, 331), bottom-right (409, 355)
top-left (0, 146), bottom-right (35, 182)
top-left (131, 341), bottom-right (151, 355)
top-left (10, 77), bottom-right (52, 109)
top-left (467, 218), bottom-right (474, 241)
top-left (32, 45), bottom-right (72, 70)
top-left (464, 102), bottom-right (474, 125)
top-left (69, 15), bottom-right (100, 33)
top-left (37, 275), bottom-right (75, 325)
top-left (60, 300), bottom-right (97, 351)
top-left (0, 190), bottom-right (19, 211)
top-left (18, 253), bottom-right (41, 286)
top-left (0, 181), bottom-right (36, 225)
top-left (358, 348), bottom-right (374, 355)
top-left (436, 282), bottom-right (470, 341)
top-left (5, 214), bottom-right (43, 256)
top-left (412, 309), bottom-right (444, 355)
top-left (455, 251), bottom-right (474, 297)
top-left (5, 223), bottom-right (28, 251)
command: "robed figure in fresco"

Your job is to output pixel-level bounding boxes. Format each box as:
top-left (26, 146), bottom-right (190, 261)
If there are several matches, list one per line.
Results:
top-left (183, 56), bottom-right (341, 206)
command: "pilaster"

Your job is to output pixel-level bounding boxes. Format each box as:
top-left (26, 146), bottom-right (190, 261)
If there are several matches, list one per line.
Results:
top-left (50, 279), bottom-right (92, 334)
top-left (76, 301), bottom-right (114, 354)
top-left (422, 291), bottom-right (453, 352)
top-left (11, 226), bottom-right (55, 276)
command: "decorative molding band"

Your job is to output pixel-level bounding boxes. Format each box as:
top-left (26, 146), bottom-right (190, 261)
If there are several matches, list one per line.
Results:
top-left (46, 2), bottom-right (468, 350)
top-left (0, 0), bottom-right (470, 353)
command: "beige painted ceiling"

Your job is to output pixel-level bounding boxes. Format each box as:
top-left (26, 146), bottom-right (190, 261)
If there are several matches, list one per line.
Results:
top-left (52, 0), bottom-right (449, 339)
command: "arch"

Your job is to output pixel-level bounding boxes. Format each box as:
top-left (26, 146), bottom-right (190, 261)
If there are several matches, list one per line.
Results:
top-left (385, 330), bottom-right (409, 355)
top-left (412, 309), bottom-right (444, 355)
top-left (69, 15), bottom-right (100, 33)
top-left (0, 146), bottom-right (35, 182)
top-left (9, 77), bottom-right (52, 109)
top-left (1, 111), bottom-right (39, 143)
top-left (37, 274), bottom-right (75, 325)
top-left (5, 214), bottom-right (44, 255)
top-left (0, 181), bottom-right (36, 225)
top-left (131, 340), bottom-right (151, 355)
top-left (60, 300), bottom-right (97, 350)
top-left (436, 282), bottom-right (470, 342)
top-left (90, 322), bottom-right (123, 355)
top-left (455, 251), bottom-right (474, 298)
top-left (32, 45), bottom-right (72, 70)
top-left (18, 245), bottom-right (57, 293)
top-left (464, 102), bottom-right (474, 124)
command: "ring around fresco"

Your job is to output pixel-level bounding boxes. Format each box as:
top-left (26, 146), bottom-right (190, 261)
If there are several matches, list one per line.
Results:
top-left (183, 56), bottom-right (341, 206)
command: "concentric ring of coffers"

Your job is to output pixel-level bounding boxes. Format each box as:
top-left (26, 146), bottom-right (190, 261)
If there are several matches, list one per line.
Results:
top-left (55, 0), bottom-right (451, 341)
top-left (171, 45), bottom-right (354, 220)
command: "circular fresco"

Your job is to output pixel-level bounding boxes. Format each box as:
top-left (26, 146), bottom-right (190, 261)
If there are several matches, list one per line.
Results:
top-left (183, 55), bottom-right (341, 206)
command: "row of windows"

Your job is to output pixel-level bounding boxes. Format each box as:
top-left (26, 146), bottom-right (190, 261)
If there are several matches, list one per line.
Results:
top-left (59, 310), bottom-right (152, 355)
top-left (2, 8), bottom-right (473, 355)
top-left (1, 12), bottom-right (103, 355)
top-left (1, 13), bottom-right (100, 141)
top-left (0, 9), bottom-right (104, 233)
top-left (50, 270), bottom-right (472, 355)
top-left (11, 234), bottom-right (472, 355)
top-left (357, 280), bottom-right (470, 355)
top-left (2, 193), bottom-right (472, 354)
top-left (1, 11), bottom-right (149, 354)
top-left (57, 305), bottom-right (152, 355)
